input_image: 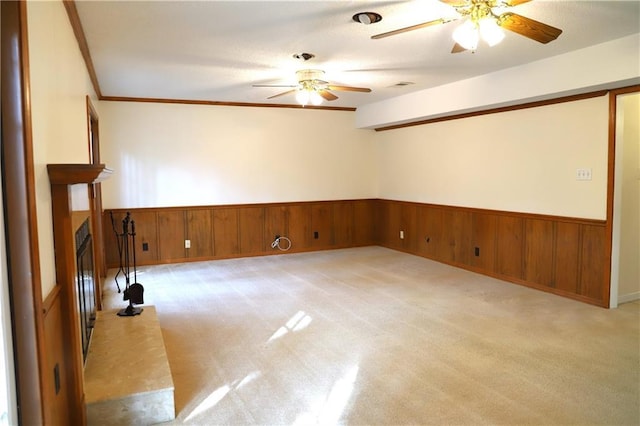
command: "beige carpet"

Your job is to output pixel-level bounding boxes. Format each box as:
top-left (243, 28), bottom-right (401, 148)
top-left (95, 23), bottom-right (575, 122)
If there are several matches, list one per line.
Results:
top-left (102, 246), bottom-right (640, 425)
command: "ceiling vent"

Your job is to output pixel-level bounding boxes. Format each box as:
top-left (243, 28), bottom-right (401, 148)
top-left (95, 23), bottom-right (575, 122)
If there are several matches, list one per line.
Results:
top-left (293, 53), bottom-right (315, 61)
top-left (392, 81), bottom-right (415, 88)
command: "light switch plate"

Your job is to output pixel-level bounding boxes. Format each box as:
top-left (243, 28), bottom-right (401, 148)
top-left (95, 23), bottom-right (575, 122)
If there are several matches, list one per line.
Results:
top-left (576, 168), bottom-right (592, 181)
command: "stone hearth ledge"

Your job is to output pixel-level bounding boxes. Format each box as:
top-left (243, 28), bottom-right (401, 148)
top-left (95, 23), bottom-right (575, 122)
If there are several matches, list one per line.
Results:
top-left (84, 305), bottom-right (175, 425)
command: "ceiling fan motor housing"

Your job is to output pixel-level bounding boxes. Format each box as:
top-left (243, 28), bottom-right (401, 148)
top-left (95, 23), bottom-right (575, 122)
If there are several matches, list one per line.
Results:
top-left (296, 69), bottom-right (325, 84)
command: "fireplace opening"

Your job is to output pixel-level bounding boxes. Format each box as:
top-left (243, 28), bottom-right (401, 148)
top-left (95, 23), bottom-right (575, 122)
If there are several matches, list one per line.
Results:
top-left (75, 219), bottom-right (96, 361)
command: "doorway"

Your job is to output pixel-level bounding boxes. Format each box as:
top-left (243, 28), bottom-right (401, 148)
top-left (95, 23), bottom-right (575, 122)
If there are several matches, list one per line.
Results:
top-left (610, 90), bottom-right (640, 308)
top-left (87, 96), bottom-right (106, 309)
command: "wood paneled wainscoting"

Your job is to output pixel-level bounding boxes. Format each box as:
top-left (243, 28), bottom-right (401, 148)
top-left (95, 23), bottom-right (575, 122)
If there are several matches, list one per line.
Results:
top-left (376, 200), bottom-right (609, 307)
top-left (103, 199), bottom-right (377, 267)
top-left (104, 199), bottom-right (608, 307)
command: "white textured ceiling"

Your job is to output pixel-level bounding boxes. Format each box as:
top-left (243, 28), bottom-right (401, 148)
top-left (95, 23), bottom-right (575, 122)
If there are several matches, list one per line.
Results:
top-left (75, 0), bottom-right (640, 109)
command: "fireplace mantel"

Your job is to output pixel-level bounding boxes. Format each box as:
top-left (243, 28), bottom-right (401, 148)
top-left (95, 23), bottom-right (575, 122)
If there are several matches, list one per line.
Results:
top-left (47, 162), bottom-right (112, 425)
top-left (47, 163), bottom-right (113, 186)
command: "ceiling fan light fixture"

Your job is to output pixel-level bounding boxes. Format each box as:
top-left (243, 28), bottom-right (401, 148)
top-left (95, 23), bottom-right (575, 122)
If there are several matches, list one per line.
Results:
top-left (310, 91), bottom-right (323, 106)
top-left (479, 17), bottom-right (505, 46)
top-left (295, 89), bottom-right (311, 106)
top-left (452, 20), bottom-right (479, 51)
top-left (352, 12), bottom-right (382, 25)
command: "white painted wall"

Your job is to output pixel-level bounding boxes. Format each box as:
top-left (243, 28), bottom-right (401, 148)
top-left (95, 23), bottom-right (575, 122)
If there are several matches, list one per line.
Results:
top-left (27, 1), bottom-right (97, 297)
top-left (99, 102), bottom-right (376, 209)
top-left (101, 95), bottom-right (609, 221)
top-left (357, 33), bottom-right (640, 129)
top-left (374, 96), bottom-right (609, 219)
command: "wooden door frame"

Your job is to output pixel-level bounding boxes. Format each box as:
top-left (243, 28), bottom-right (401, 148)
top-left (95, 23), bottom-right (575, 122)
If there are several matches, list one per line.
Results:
top-left (1, 2), bottom-right (46, 424)
top-left (606, 84), bottom-right (640, 308)
top-left (86, 96), bottom-right (106, 309)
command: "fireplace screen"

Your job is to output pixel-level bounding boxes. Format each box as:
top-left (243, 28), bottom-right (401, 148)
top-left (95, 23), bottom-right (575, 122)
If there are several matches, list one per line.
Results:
top-left (75, 219), bottom-right (96, 361)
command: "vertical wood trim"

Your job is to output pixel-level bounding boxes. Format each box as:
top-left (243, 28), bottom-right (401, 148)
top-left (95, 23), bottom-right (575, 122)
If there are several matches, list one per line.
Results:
top-left (284, 206), bottom-right (291, 247)
top-left (49, 185), bottom-right (86, 426)
top-left (551, 222), bottom-right (558, 288)
top-left (262, 207), bottom-right (265, 249)
top-left (576, 224), bottom-right (585, 295)
top-left (154, 211), bottom-right (160, 262)
top-left (492, 214), bottom-right (498, 271)
top-left (605, 91), bottom-right (617, 307)
top-left (1, 2), bottom-right (46, 423)
top-left (210, 209), bottom-right (216, 255)
top-left (86, 96), bottom-right (100, 163)
top-left (86, 96), bottom-right (106, 309)
top-left (520, 218), bottom-right (526, 282)
top-left (184, 210), bottom-right (188, 258)
top-left (236, 208), bottom-right (241, 253)
top-left (19, 0), bottom-right (46, 331)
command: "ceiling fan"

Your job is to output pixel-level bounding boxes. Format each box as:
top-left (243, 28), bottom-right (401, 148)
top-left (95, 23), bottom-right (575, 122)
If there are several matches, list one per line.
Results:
top-left (372, 0), bottom-right (562, 53)
top-left (253, 69), bottom-right (371, 106)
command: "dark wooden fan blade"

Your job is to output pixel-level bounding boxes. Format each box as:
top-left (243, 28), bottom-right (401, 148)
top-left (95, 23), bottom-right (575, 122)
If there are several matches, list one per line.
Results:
top-left (499, 12), bottom-right (562, 44)
top-left (318, 90), bottom-right (338, 101)
top-left (451, 42), bottom-right (467, 53)
top-left (267, 89), bottom-right (296, 99)
top-left (372, 18), bottom-right (447, 39)
top-left (327, 85), bottom-right (372, 93)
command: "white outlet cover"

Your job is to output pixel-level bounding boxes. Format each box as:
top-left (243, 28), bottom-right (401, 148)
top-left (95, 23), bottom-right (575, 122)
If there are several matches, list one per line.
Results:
top-left (576, 168), bottom-right (592, 181)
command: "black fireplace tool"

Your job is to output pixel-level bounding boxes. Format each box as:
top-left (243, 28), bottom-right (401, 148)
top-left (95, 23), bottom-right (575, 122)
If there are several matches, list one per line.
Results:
top-left (114, 212), bottom-right (144, 316)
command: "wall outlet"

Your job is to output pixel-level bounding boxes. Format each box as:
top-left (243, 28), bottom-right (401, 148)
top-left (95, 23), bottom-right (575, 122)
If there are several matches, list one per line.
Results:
top-left (185, 239), bottom-right (191, 249)
top-left (142, 242), bottom-right (149, 252)
top-left (400, 230), bottom-right (404, 239)
top-left (576, 168), bottom-right (592, 181)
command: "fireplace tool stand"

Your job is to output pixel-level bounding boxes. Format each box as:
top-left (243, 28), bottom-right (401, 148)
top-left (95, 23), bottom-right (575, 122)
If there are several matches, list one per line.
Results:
top-left (112, 212), bottom-right (144, 316)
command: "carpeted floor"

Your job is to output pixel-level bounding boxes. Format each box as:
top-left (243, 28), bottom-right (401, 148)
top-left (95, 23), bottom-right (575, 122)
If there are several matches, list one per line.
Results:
top-left (102, 246), bottom-right (640, 425)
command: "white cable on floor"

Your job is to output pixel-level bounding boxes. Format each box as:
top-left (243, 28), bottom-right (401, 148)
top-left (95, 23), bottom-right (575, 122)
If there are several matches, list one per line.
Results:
top-left (271, 236), bottom-right (292, 251)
